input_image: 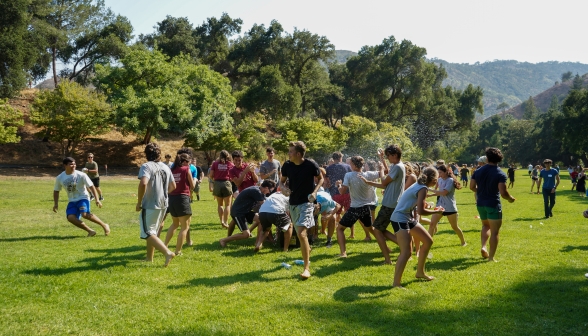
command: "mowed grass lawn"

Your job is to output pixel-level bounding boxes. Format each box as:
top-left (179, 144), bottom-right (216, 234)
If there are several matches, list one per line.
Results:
top-left (1, 169), bottom-right (588, 335)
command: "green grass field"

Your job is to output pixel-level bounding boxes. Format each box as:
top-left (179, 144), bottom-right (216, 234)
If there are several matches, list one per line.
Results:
top-left (1, 170), bottom-right (587, 335)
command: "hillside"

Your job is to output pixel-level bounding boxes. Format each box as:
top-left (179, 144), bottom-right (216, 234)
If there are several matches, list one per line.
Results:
top-left (435, 59), bottom-right (588, 118)
top-left (494, 74), bottom-right (588, 120)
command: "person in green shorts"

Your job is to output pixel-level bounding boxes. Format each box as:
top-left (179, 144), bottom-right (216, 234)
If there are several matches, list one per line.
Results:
top-left (470, 147), bottom-right (516, 262)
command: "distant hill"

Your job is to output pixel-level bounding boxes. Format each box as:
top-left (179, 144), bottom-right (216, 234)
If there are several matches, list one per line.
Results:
top-left (435, 59), bottom-right (588, 118)
top-left (334, 50), bottom-right (357, 63)
top-left (494, 74), bottom-right (588, 120)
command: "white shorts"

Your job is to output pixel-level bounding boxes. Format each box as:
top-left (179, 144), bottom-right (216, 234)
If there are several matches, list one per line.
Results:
top-left (139, 208), bottom-right (167, 239)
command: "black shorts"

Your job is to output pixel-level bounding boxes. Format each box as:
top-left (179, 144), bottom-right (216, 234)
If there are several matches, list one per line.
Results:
top-left (391, 219), bottom-right (417, 233)
top-left (509, 177), bottom-right (514, 182)
top-left (91, 177), bottom-right (100, 187)
top-left (339, 205), bottom-right (372, 228)
top-left (232, 212), bottom-right (256, 232)
top-left (442, 211), bottom-right (457, 216)
top-left (231, 181), bottom-right (238, 193)
top-left (168, 194), bottom-right (192, 217)
top-left (373, 206), bottom-right (394, 231)
top-left (532, 176), bottom-right (538, 181)
top-left (259, 212), bottom-right (290, 231)
top-left (369, 204), bottom-right (377, 211)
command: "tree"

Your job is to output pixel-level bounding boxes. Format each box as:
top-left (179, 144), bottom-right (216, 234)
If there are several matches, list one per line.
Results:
top-left (96, 48), bottom-right (235, 145)
top-left (30, 80), bottom-right (111, 156)
top-left (496, 102), bottom-right (510, 112)
top-left (273, 118), bottom-right (347, 159)
top-left (42, 0), bottom-right (132, 88)
top-left (503, 119), bottom-right (536, 164)
top-left (193, 13), bottom-right (242, 69)
top-left (522, 96), bottom-right (539, 120)
top-left (0, 0), bottom-right (51, 98)
top-left (0, 99), bottom-right (25, 143)
top-left (139, 16), bottom-right (199, 60)
top-left (556, 89), bottom-right (588, 165)
top-left (561, 71), bottom-right (573, 82)
top-left (572, 74), bottom-right (584, 90)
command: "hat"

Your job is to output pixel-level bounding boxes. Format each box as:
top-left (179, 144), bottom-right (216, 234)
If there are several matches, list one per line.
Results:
top-left (477, 156), bottom-right (487, 163)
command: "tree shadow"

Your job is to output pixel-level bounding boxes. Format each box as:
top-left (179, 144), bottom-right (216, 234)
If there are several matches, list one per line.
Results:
top-left (168, 266), bottom-right (289, 289)
top-left (426, 258), bottom-right (484, 271)
top-left (434, 228), bottom-right (478, 235)
top-left (22, 245), bottom-right (145, 276)
top-left (0, 235), bottom-right (80, 242)
top-left (333, 285), bottom-right (391, 302)
top-left (312, 252), bottom-right (383, 278)
top-left (560, 245), bottom-right (588, 252)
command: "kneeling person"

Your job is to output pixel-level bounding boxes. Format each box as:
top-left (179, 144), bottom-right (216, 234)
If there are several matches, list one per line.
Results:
top-left (256, 186), bottom-right (292, 251)
top-left (53, 157), bottom-right (110, 236)
top-left (315, 190), bottom-right (341, 247)
top-left (220, 181), bottom-right (276, 247)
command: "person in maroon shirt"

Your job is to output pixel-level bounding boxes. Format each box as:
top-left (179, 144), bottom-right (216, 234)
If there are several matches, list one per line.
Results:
top-left (229, 150), bottom-right (259, 193)
top-left (210, 150), bottom-right (235, 228)
top-left (164, 153), bottom-right (194, 256)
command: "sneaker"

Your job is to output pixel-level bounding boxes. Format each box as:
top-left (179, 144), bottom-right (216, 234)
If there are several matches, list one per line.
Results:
top-left (325, 240), bottom-right (332, 248)
top-left (197, 195), bottom-right (200, 201)
top-left (90, 195), bottom-right (95, 201)
top-left (99, 196), bottom-right (104, 201)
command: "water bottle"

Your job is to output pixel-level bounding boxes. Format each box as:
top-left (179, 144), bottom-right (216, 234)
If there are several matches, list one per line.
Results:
top-left (281, 262), bottom-right (291, 269)
top-left (293, 260), bottom-right (307, 265)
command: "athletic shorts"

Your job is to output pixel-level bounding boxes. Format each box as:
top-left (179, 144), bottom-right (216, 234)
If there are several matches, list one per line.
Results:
top-left (90, 177), bottom-right (100, 187)
top-left (572, 178), bottom-right (577, 183)
top-left (289, 203), bottom-right (315, 229)
top-left (391, 219), bottom-right (418, 233)
top-left (332, 193), bottom-right (351, 214)
top-left (532, 176), bottom-right (538, 181)
top-left (66, 199), bottom-right (91, 220)
top-left (442, 211), bottom-right (457, 216)
top-left (509, 177), bottom-right (515, 182)
top-left (259, 212), bottom-right (291, 231)
top-left (168, 194), bottom-right (192, 217)
top-left (373, 206), bottom-right (395, 231)
top-left (139, 208), bottom-right (167, 239)
top-left (232, 212), bottom-right (256, 232)
top-left (213, 180), bottom-right (233, 198)
top-left (461, 177), bottom-right (468, 183)
top-left (231, 181), bottom-right (238, 193)
top-left (476, 205), bottom-right (502, 220)
top-left (339, 205), bottom-right (373, 228)
top-left (369, 204), bottom-right (377, 211)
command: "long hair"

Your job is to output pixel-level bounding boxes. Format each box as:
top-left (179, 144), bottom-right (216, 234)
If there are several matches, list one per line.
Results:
top-left (437, 164), bottom-right (462, 190)
top-left (417, 166), bottom-right (438, 186)
top-left (173, 153), bottom-right (191, 169)
top-left (218, 150), bottom-right (231, 164)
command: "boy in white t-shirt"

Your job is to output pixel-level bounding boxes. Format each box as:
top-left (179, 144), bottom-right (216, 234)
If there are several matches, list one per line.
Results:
top-left (53, 157), bottom-right (110, 236)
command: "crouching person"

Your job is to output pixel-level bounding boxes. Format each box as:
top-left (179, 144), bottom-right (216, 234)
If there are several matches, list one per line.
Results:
top-left (256, 185), bottom-right (292, 251)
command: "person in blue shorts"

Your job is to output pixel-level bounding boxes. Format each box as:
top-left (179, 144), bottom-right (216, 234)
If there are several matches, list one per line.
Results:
top-left (537, 159), bottom-right (560, 219)
top-left (470, 147), bottom-right (516, 262)
top-left (53, 157), bottom-right (110, 236)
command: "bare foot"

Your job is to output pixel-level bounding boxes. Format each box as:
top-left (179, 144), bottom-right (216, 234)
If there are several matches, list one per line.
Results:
top-left (300, 269), bottom-right (311, 279)
top-left (87, 230), bottom-right (97, 237)
top-left (381, 261), bottom-right (392, 265)
top-left (481, 248), bottom-right (489, 259)
top-left (461, 242), bottom-right (467, 247)
top-left (487, 258), bottom-right (498, 262)
top-left (187, 240), bottom-right (193, 246)
top-left (407, 257), bottom-right (413, 262)
top-left (221, 222), bottom-right (229, 229)
top-left (254, 244), bottom-right (262, 252)
top-left (392, 285), bottom-right (406, 290)
top-left (338, 253), bottom-right (347, 258)
top-left (174, 251), bottom-right (183, 256)
top-left (348, 235), bottom-right (355, 239)
top-left (363, 237), bottom-right (372, 241)
top-left (164, 252), bottom-right (175, 267)
top-left (103, 224), bottom-right (110, 236)
top-left (219, 239), bottom-right (227, 248)
top-left (416, 274), bottom-right (435, 281)
top-left (142, 258), bottom-right (153, 263)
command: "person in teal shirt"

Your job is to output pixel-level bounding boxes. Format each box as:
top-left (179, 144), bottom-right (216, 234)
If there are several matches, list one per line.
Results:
top-left (538, 159), bottom-right (560, 219)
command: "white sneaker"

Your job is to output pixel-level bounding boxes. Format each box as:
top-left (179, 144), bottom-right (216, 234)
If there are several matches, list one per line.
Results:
top-left (585, 273), bottom-right (588, 279)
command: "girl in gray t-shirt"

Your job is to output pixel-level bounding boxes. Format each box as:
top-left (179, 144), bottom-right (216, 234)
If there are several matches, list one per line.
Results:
top-left (426, 165), bottom-right (466, 246)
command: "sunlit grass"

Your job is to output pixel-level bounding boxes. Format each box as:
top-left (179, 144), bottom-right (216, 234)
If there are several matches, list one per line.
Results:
top-left (0, 170), bottom-right (587, 335)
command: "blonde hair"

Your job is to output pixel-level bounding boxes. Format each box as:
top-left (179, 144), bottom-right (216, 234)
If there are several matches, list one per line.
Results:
top-left (417, 166), bottom-right (438, 185)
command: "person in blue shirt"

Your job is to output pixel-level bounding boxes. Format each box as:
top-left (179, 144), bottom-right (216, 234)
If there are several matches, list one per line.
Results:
top-left (538, 159), bottom-right (560, 219)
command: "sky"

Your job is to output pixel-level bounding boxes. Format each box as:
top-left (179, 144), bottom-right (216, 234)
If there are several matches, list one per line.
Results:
top-left (102, 0), bottom-right (588, 64)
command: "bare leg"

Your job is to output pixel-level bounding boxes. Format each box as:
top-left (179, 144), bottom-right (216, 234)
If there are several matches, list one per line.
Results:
top-left (283, 225), bottom-right (293, 251)
top-left (157, 213), bottom-right (168, 238)
top-left (428, 213), bottom-right (442, 237)
top-left (487, 219), bottom-right (502, 261)
top-left (393, 230), bottom-right (412, 287)
top-left (411, 224), bottom-right (434, 280)
top-left (146, 235), bottom-right (175, 266)
top-left (95, 186), bottom-right (103, 199)
top-left (81, 212), bottom-right (110, 235)
top-left (296, 226), bottom-right (311, 278)
top-left (336, 224), bottom-right (348, 257)
top-left (254, 228), bottom-right (269, 251)
top-left (373, 229), bottom-right (391, 264)
top-left (359, 220), bottom-right (372, 241)
top-left (348, 224), bottom-right (355, 239)
top-left (219, 230), bottom-right (250, 247)
top-left (175, 215), bottom-right (191, 254)
top-left (164, 218), bottom-right (179, 247)
top-left (67, 215), bottom-right (95, 235)
top-left (480, 219), bottom-right (490, 258)
top-left (223, 196), bottom-right (231, 227)
top-left (447, 213), bottom-right (466, 245)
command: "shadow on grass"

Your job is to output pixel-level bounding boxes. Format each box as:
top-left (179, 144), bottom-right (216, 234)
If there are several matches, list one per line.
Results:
top-left (434, 228), bottom-right (479, 235)
top-left (560, 245), bottom-right (588, 252)
top-left (427, 258), bottom-right (484, 271)
top-left (0, 235), bottom-right (80, 242)
top-left (513, 217), bottom-right (546, 222)
top-left (333, 285), bottom-right (390, 302)
top-left (168, 266), bottom-right (289, 289)
top-left (22, 245), bottom-right (145, 276)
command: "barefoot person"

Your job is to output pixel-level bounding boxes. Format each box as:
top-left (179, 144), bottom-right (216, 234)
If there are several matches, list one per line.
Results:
top-left (220, 181), bottom-right (276, 248)
top-left (136, 143), bottom-right (177, 267)
top-left (209, 150), bottom-right (234, 228)
top-left (164, 153), bottom-right (194, 256)
top-left (426, 164), bottom-right (466, 246)
top-left (281, 141), bottom-right (323, 279)
top-left (470, 147), bottom-right (515, 262)
top-left (359, 145), bottom-right (405, 264)
top-left (53, 157), bottom-right (110, 236)
top-left (256, 184), bottom-right (292, 251)
top-left (390, 167), bottom-right (442, 288)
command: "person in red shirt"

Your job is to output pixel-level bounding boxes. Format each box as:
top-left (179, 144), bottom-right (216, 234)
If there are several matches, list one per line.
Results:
top-left (229, 150), bottom-right (259, 193)
top-left (164, 153), bottom-right (194, 256)
top-left (209, 150), bottom-right (235, 228)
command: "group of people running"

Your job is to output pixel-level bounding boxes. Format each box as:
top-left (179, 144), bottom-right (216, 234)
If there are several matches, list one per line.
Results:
top-left (65, 140), bottom-right (588, 286)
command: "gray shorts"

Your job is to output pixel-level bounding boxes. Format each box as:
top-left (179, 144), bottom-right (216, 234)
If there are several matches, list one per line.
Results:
top-left (373, 206), bottom-right (395, 232)
top-left (289, 203), bottom-right (315, 229)
top-left (213, 180), bottom-right (233, 198)
top-left (139, 208), bottom-right (166, 239)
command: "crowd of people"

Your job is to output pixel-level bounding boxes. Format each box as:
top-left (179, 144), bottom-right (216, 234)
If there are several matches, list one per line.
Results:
top-left (52, 141), bottom-right (588, 285)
